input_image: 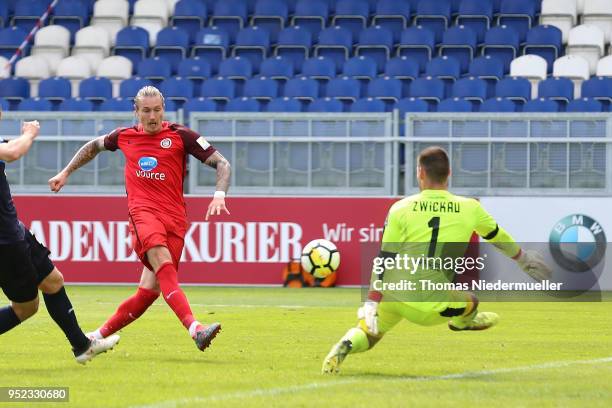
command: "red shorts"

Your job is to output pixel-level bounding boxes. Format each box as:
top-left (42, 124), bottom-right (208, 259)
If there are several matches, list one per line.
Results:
top-left (128, 209), bottom-right (188, 271)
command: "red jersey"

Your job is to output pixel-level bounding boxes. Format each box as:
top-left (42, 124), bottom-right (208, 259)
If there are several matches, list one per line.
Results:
top-left (103, 121), bottom-right (216, 218)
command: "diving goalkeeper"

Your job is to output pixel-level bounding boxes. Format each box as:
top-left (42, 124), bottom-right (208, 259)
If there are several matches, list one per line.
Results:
top-left (322, 146), bottom-right (551, 374)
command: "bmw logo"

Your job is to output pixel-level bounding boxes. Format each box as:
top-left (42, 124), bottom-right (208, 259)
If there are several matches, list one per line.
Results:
top-left (138, 157), bottom-right (158, 171)
top-left (549, 214), bottom-right (606, 272)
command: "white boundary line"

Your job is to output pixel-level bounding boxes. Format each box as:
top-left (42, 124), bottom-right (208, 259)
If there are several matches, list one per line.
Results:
top-left (130, 356), bottom-right (612, 408)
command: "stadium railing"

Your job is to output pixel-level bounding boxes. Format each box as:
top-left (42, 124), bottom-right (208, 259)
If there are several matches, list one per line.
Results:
top-left (404, 112), bottom-right (612, 196)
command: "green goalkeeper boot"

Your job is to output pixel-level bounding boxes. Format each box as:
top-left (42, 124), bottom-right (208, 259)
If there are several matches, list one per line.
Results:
top-left (448, 312), bottom-right (499, 331)
top-left (322, 340), bottom-right (352, 374)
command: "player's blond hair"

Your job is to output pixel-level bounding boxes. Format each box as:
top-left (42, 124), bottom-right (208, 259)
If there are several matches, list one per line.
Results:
top-left (134, 86), bottom-right (165, 109)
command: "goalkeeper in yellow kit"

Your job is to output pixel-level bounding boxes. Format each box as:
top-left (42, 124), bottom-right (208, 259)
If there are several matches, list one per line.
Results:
top-left (322, 146), bottom-right (551, 374)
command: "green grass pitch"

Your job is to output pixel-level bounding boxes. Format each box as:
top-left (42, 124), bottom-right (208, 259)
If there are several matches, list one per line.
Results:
top-left (1, 286), bottom-right (611, 407)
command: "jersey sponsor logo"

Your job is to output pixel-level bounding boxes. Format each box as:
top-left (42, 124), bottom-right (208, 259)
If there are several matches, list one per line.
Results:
top-left (549, 214), bottom-right (606, 272)
top-left (136, 156), bottom-right (166, 180)
top-left (138, 156), bottom-right (158, 171)
top-left (161, 138), bottom-right (172, 149)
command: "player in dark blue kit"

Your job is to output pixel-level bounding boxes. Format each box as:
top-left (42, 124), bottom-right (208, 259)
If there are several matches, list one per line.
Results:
top-left (0, 112), bottom-right (120, 364)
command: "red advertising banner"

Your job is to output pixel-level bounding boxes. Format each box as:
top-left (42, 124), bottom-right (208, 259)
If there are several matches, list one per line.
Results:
top-left (13, 196), bottom-right (395, 285)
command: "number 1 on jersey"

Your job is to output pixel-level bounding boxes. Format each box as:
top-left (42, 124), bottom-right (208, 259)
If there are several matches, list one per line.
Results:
top-left (427, 216), bottom-right (440, 257)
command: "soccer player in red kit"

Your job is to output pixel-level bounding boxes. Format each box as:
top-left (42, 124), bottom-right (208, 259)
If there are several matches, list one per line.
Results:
top-left (48, 86), bottom-right (231, 351)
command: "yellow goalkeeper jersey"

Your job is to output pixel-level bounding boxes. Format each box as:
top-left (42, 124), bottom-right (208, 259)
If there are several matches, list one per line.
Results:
top-left (381, 189), bottom-right (520, 257)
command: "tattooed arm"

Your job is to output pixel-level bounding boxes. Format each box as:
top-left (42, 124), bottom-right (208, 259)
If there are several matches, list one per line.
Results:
top-left (48, 136), bottom-right (107, 193)
top-left (204, 150), bottom-right (231, 220)
top-left (204, 150), bottom-right (231, 193)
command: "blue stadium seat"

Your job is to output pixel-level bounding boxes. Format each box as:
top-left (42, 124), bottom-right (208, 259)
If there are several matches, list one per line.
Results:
top-left (522, 98), bottom-right (559, 112)
top-left (38, 77), bottom-right (72, 106)
top-left (226, 97), bottom-right (261, 112)
top-left (153, 27), bottom-right (190, 74)
top-left (426, 56), bottom-right (461, 96)
top-left (160, 77), bottom-right (195, 106)
top-left (372, 0), bottom-right (412, 42)
top-left (274, 25), bottom-right (312, 71)
top-left (314, 26), bottom-right (353, 71)
top-left (566, 98), bottom-right (603, 112)
top-left (482, 25), bottom-right (520, 73)
top-left (0, 26), bottom-right (29, 60)
top-left (178, 57), bottom-right (212, 96)
top-left (252, 0), bottom-right (289, 42)
top-left (384, 56), bottom-right (419, 97)
top-left (232, 26), bottom-right (271, 71)
top-left (59, 97), bottom-right (94, 111)
top-left (137, 57), bottom-right (172, 85)
top-left (452, 77), bottom-right (487, 108)
top-left (414, 0), bottom-right (452, 42)
top-left (495, 76), bottom-right (532, 108)
top-left (581, 76), bottom-right (612, 108)
top-left (0, 77), bottom-right (29, 109)
top-left (0, 2), bottom-right (8, 28)
top-left (18, 97), bottom-right (52, 111)
top-left (326, 76), bottom-right (361, 108)
top-left (113, 26), bottom-right (150, 72)
top-left (523, 25), bottom-right (562, 71)
top-left (119, 77), bottom-right (153, 100)
top-left (437, 97), bottom-right (473, 112)
top-left (260, 56), bottom-right (294, 82)
top-left (497, 0), bottom-right (539, 41)
top-left (343, 56), bottom-right (377, 81)
top-left (11, 0), bottom-right (46, 32)
top-left (291, 0), bottom-right (329, 37)
top-left (284, 76), bottom-right (319, 103)
top-left (0, 98), bottom-right (9, 111)
top-left (218, 56), bottom-right (253, 82)
top-left (99, 97), bottom-right (135, 111)
top-left (210, 0), bottom-right (249, 41)
top-left (170, 0), bottom-right (208, 43)
top-left (395, 97), bottom-right (429, 114)
top-left (367, 76), bottom-right (402, 108)
top-left (79, 77), bottom-right (113, 106)
top-left (183, 97), bottom-right (218, 117)
top-left (244, 77), bottom-right (279, 101)
top-left (164, 99), bottom-right (178, 112)
top-left (267, 96), bottom-right (302, 112)
top-left (301, 56), bottom-right (336, 85)
top-left (191, 27), bottom-right (230, 74)
top-left (439, 25), bottom-right (477, 73)
top-left (456, 0), bottom-right (493, 43)
top-left (201, 77), bottom-right (237, 101)
top-left (409, 76), bottom-right (445, 108)
top-left (351, 97), bottom-right (386, 112)
top-left (396, 26), bottom-right (435, 73)
top-left (50, 0), bottom-right (89, 40)
top-left (479, 97), bottom-right (516, 112)
top-left (308, 97), bottom-right (343, 112)
top-left (331, 0), bottom-right (369, 41)
top-left (538, 77), bottom-right (573, 109)
top-left (468, 55), bottom-right (504, 98)
top-left (355, 26), bottom-right (394, 72)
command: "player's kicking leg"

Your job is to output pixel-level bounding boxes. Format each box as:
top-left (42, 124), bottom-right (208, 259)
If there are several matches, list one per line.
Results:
top-left (89, 267), bottom-right (160, 340)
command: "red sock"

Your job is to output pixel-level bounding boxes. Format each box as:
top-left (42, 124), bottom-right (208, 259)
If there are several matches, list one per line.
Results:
top-left (156, 262), bottom-right (196, 330)
top-left (100, 287), bottom-right (159, 337)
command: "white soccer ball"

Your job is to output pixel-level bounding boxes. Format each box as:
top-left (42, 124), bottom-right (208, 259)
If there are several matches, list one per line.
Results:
top-left (300, 239), bottom-right (340, 279)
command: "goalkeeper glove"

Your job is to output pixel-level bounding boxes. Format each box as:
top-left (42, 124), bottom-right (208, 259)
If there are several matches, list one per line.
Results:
top-left (357, 291), bottom-right (382, 335)
top-left (516, 249), bottom-right (552, 281)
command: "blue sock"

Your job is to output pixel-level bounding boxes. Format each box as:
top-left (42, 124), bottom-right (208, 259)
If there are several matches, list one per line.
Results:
top-left (43, 287), bottom-right (90, 354)
top-left (0, 306), bottom-right (21, 334)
